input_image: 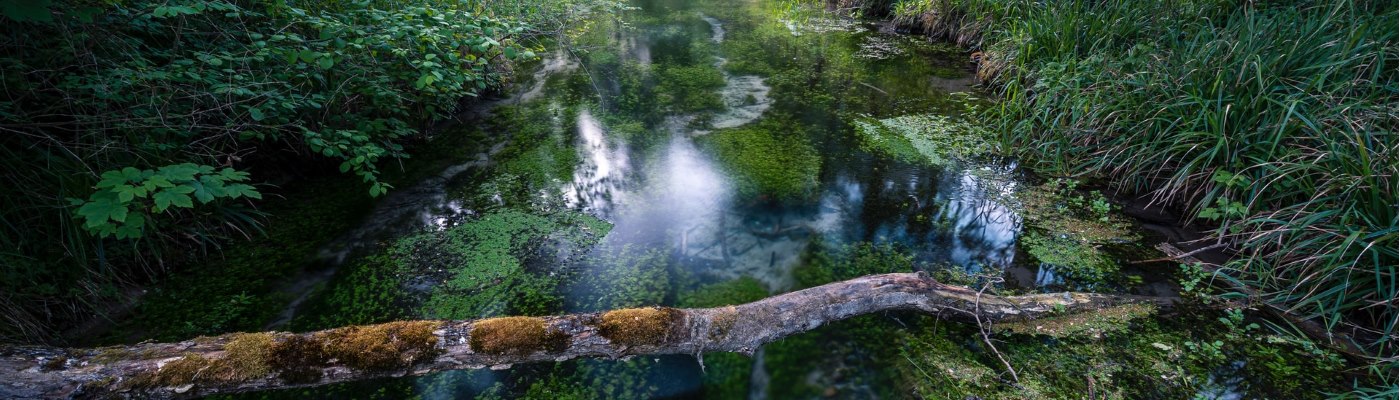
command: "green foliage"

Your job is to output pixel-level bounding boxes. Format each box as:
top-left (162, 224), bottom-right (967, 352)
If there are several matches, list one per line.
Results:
top-left (1015, 179), bottom-right (1138, 286)
top-left (894, 307), bottom-right (1355, 399)
top-left (678, 277), bottom-right (769, 308)
top-left (0, 0), bottom-right (546, 341)
top-left (1018, 232), bottom-right (1118, 284)
top-left (73, 164), bottom-right (261, 239)
top-left (699, 120), bottom-right (821, 201)
top-left (763, 314), bottom-right (910, 398)
top-left (290, 254), bottom-right (409, 331)
top-left (1, 0), bottom-right (54, 22)
top-left (506, 375), bottom-right (599, 400)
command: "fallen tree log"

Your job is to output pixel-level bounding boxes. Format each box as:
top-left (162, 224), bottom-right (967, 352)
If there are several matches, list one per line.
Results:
top-left (0, 272), bottom-right (1174, 399)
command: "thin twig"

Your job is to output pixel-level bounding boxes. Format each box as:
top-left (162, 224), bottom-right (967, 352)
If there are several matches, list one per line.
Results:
top-left (1129, 242), bottom-right (1227, 264)
top-left (973, 275), bottom-right (1020, 384)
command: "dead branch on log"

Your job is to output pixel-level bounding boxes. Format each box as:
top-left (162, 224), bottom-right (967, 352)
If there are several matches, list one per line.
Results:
top-left (1129, 242), bottom-right (1227, 265)
top-left (0, 273), bottom-right (1174, 399)
top-left (1149, 243), bottom-right (1373, 361)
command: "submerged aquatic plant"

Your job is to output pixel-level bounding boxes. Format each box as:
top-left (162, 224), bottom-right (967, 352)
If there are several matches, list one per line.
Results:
top-left (397, 210), bottom-right (611, 319)
top-left (852, 113), bottom-right (995, 166)
top-left (699, 121), bottom-right (822, 201)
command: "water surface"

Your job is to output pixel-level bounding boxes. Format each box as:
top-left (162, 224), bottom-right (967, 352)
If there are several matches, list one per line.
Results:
top-left (277, 0), bottom-right (1028, 397)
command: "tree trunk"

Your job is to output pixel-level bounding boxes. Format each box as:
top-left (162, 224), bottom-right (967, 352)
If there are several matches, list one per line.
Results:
top-left (0, 273), bottom-right (1173, 399)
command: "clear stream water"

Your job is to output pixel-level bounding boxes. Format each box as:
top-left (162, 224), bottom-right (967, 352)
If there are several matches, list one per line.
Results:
top-left (249, 0), bottom-right (1248, 398)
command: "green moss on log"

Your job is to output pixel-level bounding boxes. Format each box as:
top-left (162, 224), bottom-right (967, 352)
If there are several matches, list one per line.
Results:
top-left (469, 316), bottom-right (570, 355)
top-left (316, 321), bottom-right (442, 371)
top-left (267, 335), bottom-right (329, 383)
top-left (598, 307), bottom-right (685, 347)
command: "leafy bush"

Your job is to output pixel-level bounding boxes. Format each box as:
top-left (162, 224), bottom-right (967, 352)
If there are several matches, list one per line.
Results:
top-left (0, 0), bottom-right (540, 342)
top-left (74, 164), bottom-right (261, 239)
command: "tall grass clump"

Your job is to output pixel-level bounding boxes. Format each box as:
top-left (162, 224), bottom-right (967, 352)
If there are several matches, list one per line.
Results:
top-left (853, 0), bottom-right (1397, 391)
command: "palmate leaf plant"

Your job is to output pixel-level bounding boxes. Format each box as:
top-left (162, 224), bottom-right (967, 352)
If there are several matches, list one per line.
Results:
top-left (71, 164), bottom-right (262, 240)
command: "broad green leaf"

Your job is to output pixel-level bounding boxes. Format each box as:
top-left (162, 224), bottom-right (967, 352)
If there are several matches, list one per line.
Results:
top-left (96, 170), bottom-right (129, 189)
top-left (219, 167), bottom-right (249, 181)
top-left (1199, 207), bottom-right (1222, 221)
top-left (152, 190), bottom-right (193, 212)
top-left (191, 181), bottom-right (216, 204)
top-left (224, 183), bottom-right (261, 200)
top-left (157, 163), bottom-right (201, 182)
top-left (166, 185), bottom-right (196, 195)
top-left (77, 198), bottom-right (128, 227)
top-left (112, 184), bottom-right (147, 202)
top-left (114, 217), bottom-right (145, 239)
top-left (120, 167), bottom-right (143, 181)
top-left (143, 175), bottom-right (175, 190)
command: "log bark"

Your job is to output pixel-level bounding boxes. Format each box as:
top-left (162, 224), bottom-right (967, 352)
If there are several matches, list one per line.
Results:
top-left (0, 273), bottom-right (1173, 399)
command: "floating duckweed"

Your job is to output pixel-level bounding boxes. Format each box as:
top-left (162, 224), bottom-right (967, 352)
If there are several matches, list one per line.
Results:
top-left (599, 307), bottom-right (685, 347)
top-left (1020, 232), bottom-right (1119, 282)
top-left (316, 320), bottom-right (442, 371)
top-left (1016, 179), bottom-right (1140, 284)
top-left (1017, 179), bottom-right (1137, 243)
top-left (469, 316), bottom-right (570, 355)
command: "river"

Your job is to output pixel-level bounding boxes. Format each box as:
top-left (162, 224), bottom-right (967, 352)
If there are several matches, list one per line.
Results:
top-left (248, 0), bottom-right (1213, 398)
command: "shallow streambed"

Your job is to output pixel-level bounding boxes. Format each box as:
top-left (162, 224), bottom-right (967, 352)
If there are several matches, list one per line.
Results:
top-left (220, 0), bottom-right (1353, 398)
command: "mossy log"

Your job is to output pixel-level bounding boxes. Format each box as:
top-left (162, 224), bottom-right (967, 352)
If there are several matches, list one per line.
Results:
top-left (0, 273), bottom-right (1174, 399)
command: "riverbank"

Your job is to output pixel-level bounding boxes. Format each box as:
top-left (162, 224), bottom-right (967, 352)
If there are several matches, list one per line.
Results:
top-left (844, 0), bottom-right (1397, 395)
